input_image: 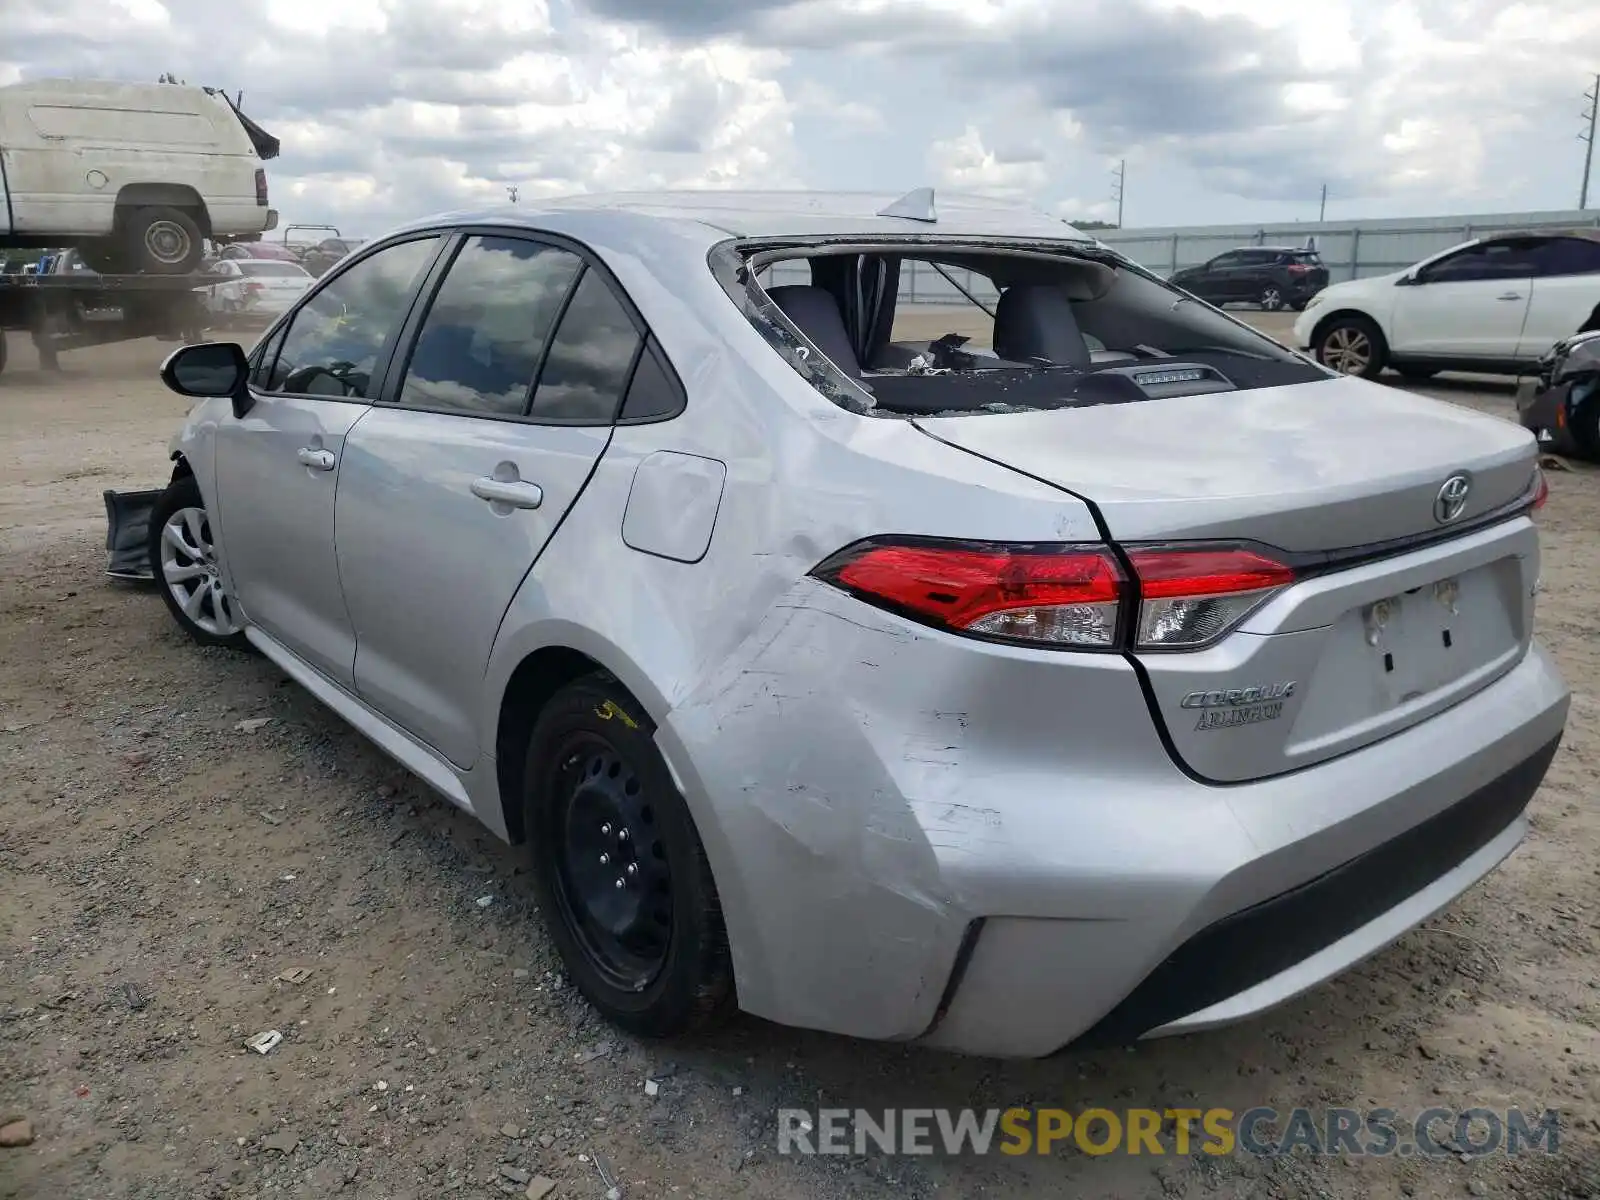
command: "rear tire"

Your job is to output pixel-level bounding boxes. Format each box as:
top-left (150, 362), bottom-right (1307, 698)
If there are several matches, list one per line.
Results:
top-left (1314, 315), bottom-right (1388, 380)
top-left (149, 475), bottom-right (248, 649)
top-left (523, 675), bottom-right (734, 1038)
top-left (127, 206), bottom-right (204, 274)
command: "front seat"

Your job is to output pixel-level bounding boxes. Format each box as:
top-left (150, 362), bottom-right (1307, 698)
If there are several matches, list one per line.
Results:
top-left (992, 284), bottom-right (1092, 370)
top-left (766, 285), bottom-right (863, 377)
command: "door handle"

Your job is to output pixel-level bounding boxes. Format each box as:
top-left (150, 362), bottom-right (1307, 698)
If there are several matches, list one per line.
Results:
top-left (471, 477), bottom-right (543, 509)
top-left (1497, 293), bottom-right (1522, 301)
top-left (296, 447), bottom-right (336, 471)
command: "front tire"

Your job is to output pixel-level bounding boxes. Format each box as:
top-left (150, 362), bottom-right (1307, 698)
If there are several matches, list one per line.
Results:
top-left (149, 475), bottom-right (248, 649)
top-left (1315, 315), bottom-right (1388, 380)
top-left (523, 676), bottom-right (733, 1038)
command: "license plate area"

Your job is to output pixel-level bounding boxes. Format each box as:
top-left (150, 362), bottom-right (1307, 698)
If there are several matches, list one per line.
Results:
top-left (1284, 559), bottom-right (1524, 756)
top-left (1356, 569), bottom-right (1506, 702)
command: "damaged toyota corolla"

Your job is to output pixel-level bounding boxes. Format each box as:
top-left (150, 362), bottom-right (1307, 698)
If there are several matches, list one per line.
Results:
top-left (147, 189), bottom-right (1568, 1057)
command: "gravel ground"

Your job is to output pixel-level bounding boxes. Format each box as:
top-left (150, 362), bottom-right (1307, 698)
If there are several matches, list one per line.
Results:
top-left (2, 322), bottom-right (1598, 1200)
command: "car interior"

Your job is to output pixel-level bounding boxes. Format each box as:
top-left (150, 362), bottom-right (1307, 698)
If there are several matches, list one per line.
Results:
top-left (747, 248), bottom-right (1327, 414)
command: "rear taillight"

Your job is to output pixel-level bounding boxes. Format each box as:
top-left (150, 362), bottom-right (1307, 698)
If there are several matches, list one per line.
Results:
top-left (244, 281), bottom-right (263, 295)
top-left (1286, 263), bottom-right (1310, 275)
top-left (815, 540), bottom-right (1124, 648)
top-left (1127, 546), bottom-right (1295, 649)
top-left (811, 538), bottom-right (1295, 652)
top-left (255, 168), bottom-right (268, 206)
top-left (1532, 468), bottom-right (1549, 510)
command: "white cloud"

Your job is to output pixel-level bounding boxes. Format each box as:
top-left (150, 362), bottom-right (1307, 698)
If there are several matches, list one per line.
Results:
top-left (3, 0), bottom-right (1598, 236)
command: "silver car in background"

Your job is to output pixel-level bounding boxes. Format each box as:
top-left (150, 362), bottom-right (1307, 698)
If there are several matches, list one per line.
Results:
top-left (149, 190), bottom-right (1568, 1057)
top-left (200, 257), bottom-right (314, 328)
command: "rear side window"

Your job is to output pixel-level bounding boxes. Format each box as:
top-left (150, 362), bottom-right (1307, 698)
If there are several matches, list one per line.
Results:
top-left (397, 236), bottom-right (582, 417)
top-left (1531, 237), bottom-right (1600, 278)
top-left (266, 237), bottom-right (439, 399)
top-left (529, 269), bottom-right (644, 423)
top-left (618, 337), bottom-right (686, 422)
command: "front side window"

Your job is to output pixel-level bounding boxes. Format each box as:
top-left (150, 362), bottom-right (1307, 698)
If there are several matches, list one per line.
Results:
top-left (265, 236), bottom-right (440, 399)
top-left (397, 236), bottom-right (583, 417)
top-left (1420, 240), bottom-right (1539, 284)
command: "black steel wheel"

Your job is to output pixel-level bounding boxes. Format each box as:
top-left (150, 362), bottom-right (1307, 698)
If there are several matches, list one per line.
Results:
top-left (523, 676), bottom-right (733, 1037)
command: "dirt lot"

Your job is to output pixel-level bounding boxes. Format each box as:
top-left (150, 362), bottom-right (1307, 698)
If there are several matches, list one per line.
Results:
top-left (2, 321), bottom-right (1599, 1200)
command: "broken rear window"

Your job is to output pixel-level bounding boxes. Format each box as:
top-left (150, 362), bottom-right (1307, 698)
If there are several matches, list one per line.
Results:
top-left (713, 239), bottom-right (1329, 416)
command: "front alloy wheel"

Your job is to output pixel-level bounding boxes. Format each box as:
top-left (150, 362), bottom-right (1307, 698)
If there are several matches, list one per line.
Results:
top-left (1316, 316), bottom-right (1387, 380)
top-left (1260, 285), bottom-right (1285, 312)
top-left (149, 475), bottom-right (248, 648)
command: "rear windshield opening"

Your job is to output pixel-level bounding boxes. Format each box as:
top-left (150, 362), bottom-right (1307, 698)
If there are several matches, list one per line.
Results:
top-left (721, 241), bottom-right (1330, 416)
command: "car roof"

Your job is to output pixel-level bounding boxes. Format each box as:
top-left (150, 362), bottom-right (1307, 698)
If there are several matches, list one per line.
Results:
top-left (385, 189), bottom-right (1094, 244)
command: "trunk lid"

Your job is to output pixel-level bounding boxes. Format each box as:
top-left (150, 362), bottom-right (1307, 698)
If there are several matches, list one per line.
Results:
top-left (915, 377), bottom-right (1543, 781)
top-left (913, 376), bottom-right (1536, 552)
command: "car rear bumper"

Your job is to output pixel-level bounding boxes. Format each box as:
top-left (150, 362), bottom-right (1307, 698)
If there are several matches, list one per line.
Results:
top-left (661, 580), bottom-right (1569, 1057)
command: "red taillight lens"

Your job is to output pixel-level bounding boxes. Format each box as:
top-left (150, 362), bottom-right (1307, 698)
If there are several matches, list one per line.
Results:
top-left (1286, 263), bottom-right (1310, 275)
top-left (814, 540), bottom-right (1126, 648)
top-left (1127, 547), bottom-right (1295, 649)
top-left (255, 168), bottom-right (268, 205)
top-left (1532, 468), bottom-right (1549, 510)
top-left (812, 539), bottom-right (1296, 652)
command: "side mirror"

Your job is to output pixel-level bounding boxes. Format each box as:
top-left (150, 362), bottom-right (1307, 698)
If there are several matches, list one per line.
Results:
top-left (160, 341), bottom-right (254, 418)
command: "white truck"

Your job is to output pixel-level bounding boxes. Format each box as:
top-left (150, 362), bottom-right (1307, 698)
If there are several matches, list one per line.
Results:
top-left (0, 79), bottom-right (280, 275)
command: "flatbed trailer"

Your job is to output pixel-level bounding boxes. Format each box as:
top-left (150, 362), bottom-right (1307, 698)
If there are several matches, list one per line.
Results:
top-left (0, 271), bottom-right (220, 377)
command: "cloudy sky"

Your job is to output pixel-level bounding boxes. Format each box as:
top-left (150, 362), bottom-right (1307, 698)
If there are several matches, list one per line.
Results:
top-left (4, 0), bottom-right (1599, 237)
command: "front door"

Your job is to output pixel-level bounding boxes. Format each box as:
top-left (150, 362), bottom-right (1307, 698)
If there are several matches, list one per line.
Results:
top-left (212, 234), bottom-right (443, 685)
top-left (336, 233), bottom-right (646, 769)
top-left (1390, 239), bottom-right (1537, 359)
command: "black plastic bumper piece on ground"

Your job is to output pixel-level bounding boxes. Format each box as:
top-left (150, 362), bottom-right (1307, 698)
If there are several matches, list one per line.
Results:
top-left (105, 488), bottom-right (161, 582)
top-left (1068, 734), bottom-right (1563, 1052)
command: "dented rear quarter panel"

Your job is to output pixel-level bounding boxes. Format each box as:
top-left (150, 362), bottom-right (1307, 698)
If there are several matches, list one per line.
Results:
top-left (478, 213), bottom-right (1120, 1038)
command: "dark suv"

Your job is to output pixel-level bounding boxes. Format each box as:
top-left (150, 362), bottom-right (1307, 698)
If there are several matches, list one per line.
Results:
top-left (1169, 247), bottom-right (1329, 312)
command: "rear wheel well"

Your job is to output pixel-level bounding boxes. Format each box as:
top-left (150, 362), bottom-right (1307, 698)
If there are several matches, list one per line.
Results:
top-left (115, 184), bottom-right (211, 236)
top-left (496, 647), bottom-right (614, 844)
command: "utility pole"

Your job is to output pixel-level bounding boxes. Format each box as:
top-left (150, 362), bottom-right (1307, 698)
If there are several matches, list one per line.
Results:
top-left (1581, 73), bottom-right (1598, 209)
top-left (1318, 183), bottom-right (1327, 222)
top-left (1110, 159), bottom-right (1125, 228)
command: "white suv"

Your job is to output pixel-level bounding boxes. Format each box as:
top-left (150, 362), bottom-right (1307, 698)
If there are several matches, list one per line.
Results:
top-left (1293, 230), bottom-right (1600, 381)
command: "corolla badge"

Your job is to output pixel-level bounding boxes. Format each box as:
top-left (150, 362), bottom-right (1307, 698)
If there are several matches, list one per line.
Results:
top-left (1181, 682), bottom-right (1298, 732)
top-left (1434, 473), bottom-right (1472, 525)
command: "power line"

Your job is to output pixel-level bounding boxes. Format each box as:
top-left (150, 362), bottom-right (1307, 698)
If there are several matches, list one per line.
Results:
top-left (1110, 159), bottom-right (1125, 228)
top-left (1581, 73), bottom-right (1598, 210)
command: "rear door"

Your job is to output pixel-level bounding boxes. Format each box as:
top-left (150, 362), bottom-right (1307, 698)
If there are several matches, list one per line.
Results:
top-left (1389, 239), bottom-right (1536, 357)
top-left (335, 230), bottom-right (647, 769)
top-left (1517, 235), bottom-right (1600, 359)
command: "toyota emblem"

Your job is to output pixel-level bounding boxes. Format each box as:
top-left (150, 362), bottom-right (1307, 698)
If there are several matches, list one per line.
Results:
top-left (1434, 473), bottom-right (1472, 524)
